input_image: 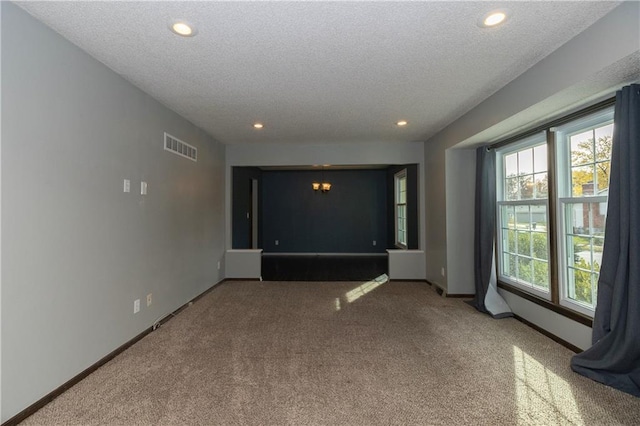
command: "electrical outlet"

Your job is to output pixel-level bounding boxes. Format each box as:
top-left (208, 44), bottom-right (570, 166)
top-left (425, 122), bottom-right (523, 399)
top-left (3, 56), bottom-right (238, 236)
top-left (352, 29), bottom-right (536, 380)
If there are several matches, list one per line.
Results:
top-left (123, 179), bottom-right (130, 193)
top-left (134, 299), bottom-right (140, 314)
top-left (373, 240), bottom-right (377, 246)
top-left (141, 181), bottom-right (148, 195)
top-left (147, 293), bottom-right (152, 307)
top-left (275, 240), bottom-right (279, 246)
top-left (217, 261), bottom-right (221, 270)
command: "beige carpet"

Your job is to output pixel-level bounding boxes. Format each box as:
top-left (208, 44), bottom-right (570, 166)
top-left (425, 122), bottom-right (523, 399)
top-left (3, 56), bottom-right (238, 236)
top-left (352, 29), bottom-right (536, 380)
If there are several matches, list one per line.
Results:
top-left (21, 280), bottom-right (640, 425)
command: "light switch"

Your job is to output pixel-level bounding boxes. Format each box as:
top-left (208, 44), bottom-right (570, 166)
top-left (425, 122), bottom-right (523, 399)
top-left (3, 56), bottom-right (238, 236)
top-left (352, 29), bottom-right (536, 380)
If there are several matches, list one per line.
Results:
top-left (123, 179), bottom-right (130, 193)
top-left (141, 181), bottom-right (148, 195)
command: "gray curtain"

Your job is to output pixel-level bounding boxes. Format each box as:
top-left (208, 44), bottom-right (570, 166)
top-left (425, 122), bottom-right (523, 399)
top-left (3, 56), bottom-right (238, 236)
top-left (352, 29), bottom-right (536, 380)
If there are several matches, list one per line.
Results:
top-left (571, 84), bottom-right (640, 397)
top-left (470, 146), bottom-right (511, 318)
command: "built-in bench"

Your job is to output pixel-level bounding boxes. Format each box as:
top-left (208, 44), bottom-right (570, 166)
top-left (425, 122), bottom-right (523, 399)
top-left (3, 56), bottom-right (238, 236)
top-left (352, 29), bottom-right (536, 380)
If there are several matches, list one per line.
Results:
top-left (225, 249), bottom-right (426, 281)
top-left (261, 253), bottom-right (388, 281)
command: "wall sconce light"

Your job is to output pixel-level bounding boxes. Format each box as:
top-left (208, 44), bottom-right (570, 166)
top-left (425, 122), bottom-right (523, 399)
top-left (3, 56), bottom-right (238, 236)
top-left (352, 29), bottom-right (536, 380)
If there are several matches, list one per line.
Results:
top-left (313, 166), bottom-right (331, 193)
top-left (312, 181), bottom-right (331, 192)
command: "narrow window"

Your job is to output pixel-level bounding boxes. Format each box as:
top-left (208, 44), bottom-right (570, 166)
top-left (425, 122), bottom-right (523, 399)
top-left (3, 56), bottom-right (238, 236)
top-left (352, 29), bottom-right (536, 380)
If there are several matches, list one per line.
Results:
top-left (496, 134), bottom-right (550, 299)
top-left (395, 170), bottom-right (408, 248)
top-left (555, 108), bottom-right (614, 316)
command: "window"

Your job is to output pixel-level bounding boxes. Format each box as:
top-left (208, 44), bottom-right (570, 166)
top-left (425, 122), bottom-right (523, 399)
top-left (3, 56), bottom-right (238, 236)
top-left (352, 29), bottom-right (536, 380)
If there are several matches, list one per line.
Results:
top-left (495, 105), bottom-right (614, 318)
top-left (497, 134), bottom-right (550, 299)
top-left (555, 109), bottom-right (614, 316)
top-left (395, 169), bottom-right (407, 248)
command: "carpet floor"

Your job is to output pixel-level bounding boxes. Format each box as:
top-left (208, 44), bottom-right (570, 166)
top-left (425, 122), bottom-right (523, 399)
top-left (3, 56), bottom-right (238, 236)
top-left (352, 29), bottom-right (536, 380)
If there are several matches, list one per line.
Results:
top-left (21, 280), bottom-right (640, 425)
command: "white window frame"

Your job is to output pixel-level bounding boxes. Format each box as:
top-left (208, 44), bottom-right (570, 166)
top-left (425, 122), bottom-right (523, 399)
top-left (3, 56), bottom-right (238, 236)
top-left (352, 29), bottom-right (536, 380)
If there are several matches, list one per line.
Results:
top-left (496, 133), bottom-right (551, 300)
top-left (554, 107), bottom-right (614, 317)
top-left (394, 169), bottom-right (408, 249)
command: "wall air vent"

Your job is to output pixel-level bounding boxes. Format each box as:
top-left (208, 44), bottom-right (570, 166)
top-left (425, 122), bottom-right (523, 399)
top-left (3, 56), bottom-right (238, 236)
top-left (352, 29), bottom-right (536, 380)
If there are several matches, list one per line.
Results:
top-left (164, 132), bottom-right (197, 162)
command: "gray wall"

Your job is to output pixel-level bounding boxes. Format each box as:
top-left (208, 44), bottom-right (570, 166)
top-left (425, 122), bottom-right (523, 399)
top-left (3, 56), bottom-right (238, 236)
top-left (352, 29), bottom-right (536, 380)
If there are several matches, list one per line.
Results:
top-left (1, 3), bottom-right (225, 421)
top-left (0, 2), bottom-right (3, 419)
top-left (424, 2), bottom-right (639, 348)
top-left (445, 148), bottom-right (476, 295)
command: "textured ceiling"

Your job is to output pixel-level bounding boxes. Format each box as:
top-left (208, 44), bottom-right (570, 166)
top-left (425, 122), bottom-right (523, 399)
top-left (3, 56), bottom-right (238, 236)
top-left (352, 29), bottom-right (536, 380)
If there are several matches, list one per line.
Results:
top-left (17, 1), bottom-right (622, 145)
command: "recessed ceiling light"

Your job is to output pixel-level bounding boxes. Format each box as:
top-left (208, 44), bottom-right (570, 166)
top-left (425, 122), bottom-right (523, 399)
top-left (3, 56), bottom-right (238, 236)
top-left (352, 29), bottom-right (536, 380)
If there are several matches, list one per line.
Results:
top-left (480, 11), bottom-right (508, 28)
top-left (169, 20), bottom-right (197, 37)
top-left (396, 120), bottom-right (408, 126)
top-left (253, 123), bottom-right (264, 129)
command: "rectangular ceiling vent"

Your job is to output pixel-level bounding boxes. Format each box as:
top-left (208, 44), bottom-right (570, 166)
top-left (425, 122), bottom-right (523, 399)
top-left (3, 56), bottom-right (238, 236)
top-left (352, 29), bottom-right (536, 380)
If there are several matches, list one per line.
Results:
top-left (164, 132), bottom-right (197, 162)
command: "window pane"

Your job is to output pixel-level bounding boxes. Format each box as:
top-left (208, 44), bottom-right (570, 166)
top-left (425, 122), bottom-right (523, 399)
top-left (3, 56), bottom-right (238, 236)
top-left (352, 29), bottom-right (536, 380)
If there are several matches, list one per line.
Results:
top-left (515, 205), bottom-right (530, 230)
top-left (506, 229), bottom-right (516, 253)
top-left (505, 253), bottom-right (517, 278)
top-left (505, 153), bottom-right (518, 177)
top-left (506, 177), bottom-right (518, 200)
top-left (570, 130), bottom-right (594, 166)
top-left (568, 267), bottom-right (593, 304)
top-left (568, 203), bottom-right (585, 235)
top-left (571, 165), bottom-right (595, 197)
top-left (573, 235), bottom-right (592, 267)
top-left (570, 235), bottom-right (591, 268)
top-left (533, 144), bottom-right (547, 173)
top-left (594, 124), bottom-right (613, 162)
top-left (596, 161), bottom-right (611, 193)
top-left (566, 201), bottom-right (606, 237)
top-left (567, 268), bottom-right (591, 304)
top-left (593, 237), bottom-right (605, 272)
top-left (497, 201), bottom-right (549, 292)
top-left (534, 172), bottom-right (548, 198)
top-left (501, 205), bottom-right (516, 229)
top-left (533, 260), bottom-right (549, 289)
top-left (518, 149), bottom-right (533, 175)
top-left (589, 202), bottom-right (607, 236)
top-left (564, 200), bottom-right (606, 287)
top-left (531, 205), bottom-right (547, 232)
top-left (517, 232), bottom-right (531, 256)
top-left (518, 257), bottom-right (533, 284)
top-left (532, 232), bottom-right (548, 260)
top-left (397, 176), bottom-right (406, 203)
top-left (519, 175), bottom-right (534, 199)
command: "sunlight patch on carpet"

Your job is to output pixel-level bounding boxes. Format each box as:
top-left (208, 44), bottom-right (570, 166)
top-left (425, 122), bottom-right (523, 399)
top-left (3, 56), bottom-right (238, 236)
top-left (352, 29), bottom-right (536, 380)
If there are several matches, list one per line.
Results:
top-left (513, 345), bottom-right (584, 425)
top-left (345, 274), bottom-right (389, 303)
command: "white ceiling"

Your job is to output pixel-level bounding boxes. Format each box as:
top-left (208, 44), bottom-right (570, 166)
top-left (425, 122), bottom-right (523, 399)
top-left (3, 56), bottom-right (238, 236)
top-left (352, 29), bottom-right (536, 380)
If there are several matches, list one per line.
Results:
top-left (17, 1), bottom-right (623, 146)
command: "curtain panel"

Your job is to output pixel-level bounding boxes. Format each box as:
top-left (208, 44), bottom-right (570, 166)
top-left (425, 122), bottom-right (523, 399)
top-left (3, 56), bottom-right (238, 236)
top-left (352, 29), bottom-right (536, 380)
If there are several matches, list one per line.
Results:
top-left (571, 84), bottom-right (640, 397)
top-left (470, 146), bottom-right (511, 318)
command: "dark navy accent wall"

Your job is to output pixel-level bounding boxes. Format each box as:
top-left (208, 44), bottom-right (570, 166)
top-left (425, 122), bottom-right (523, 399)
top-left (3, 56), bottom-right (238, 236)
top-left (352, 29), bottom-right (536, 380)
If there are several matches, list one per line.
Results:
top-left (387, 164), bottom-right (419, 249)
top-left (261, 169), bottom-right (387, 253)
top-left (232, 167), bottom-right (261, 249)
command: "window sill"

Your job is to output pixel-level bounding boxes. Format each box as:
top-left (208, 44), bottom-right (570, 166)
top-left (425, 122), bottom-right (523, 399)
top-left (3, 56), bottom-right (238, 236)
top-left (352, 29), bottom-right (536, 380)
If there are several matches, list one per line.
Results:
top-left (497, 281), bottom-right (593, 327)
